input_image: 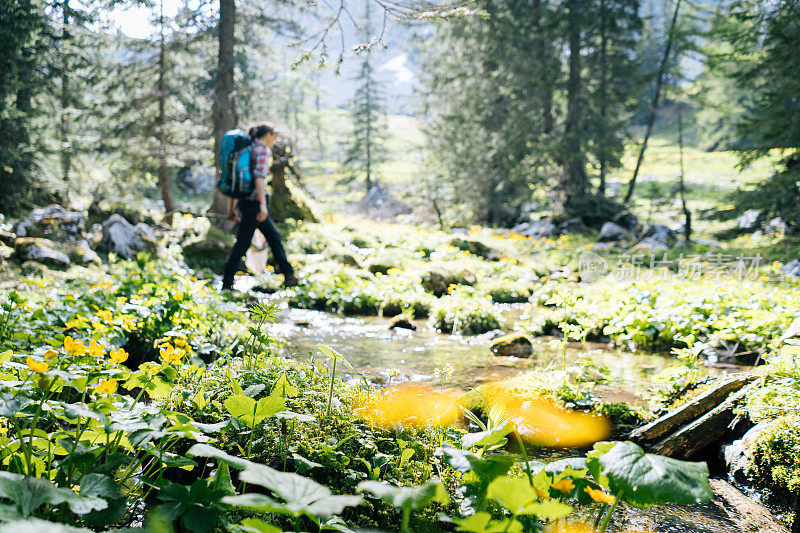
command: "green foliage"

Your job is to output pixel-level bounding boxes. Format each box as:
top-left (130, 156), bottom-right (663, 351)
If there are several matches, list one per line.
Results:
top-left (590, 441), bottom-right (713, 507)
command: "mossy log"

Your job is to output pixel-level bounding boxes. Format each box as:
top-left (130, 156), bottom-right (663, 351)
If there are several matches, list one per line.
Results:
top-left (630, 373), bottom-right (755, 446)
top-left (648, 393), bottom-right (743, 459)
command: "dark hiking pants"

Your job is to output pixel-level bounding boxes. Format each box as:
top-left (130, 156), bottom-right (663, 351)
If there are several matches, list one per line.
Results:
top-left (222, 199), bottom-right (294, 288)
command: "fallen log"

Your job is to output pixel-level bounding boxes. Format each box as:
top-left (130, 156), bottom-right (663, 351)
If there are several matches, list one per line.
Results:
top-left (630, 373), bottom-right (756, 445)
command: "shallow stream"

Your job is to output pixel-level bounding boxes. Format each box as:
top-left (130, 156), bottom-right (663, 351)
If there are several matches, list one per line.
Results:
top-left (237, 281), bottom-right (782, 533)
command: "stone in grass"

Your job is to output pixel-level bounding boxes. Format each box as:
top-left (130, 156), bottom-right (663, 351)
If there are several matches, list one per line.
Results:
top-left (422, 268), bottom-right (477, 297)
top-left (490, 332), bottom-right (534, 357)
top-left (389, 315), bottom-right (416, 331)
top-left (449, 237), bottom-right (499, 261)
top-left (14, 237), bottom-right (71, 268)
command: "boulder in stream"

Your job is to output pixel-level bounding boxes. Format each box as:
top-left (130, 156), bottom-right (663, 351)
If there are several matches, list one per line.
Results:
top-left (490, 332), bottom-right (534, 357)
top-left (388, 315), bottom-right (416, 331)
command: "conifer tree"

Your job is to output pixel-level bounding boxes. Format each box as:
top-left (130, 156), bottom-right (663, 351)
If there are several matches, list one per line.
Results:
top-left (341, 0), bottom-right (387, 193)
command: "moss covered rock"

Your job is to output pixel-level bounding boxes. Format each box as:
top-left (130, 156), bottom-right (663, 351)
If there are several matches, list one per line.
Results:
top-left (182, 224), bottom-right (236, 273)
top-left (269, 181), bottom-right (319, 223)
top-left (490, 332), bottom-right (534, 357)
top-left (449, 237), bottom-right (499, 261)
top-left (422, 268), bottom-right (477, 297)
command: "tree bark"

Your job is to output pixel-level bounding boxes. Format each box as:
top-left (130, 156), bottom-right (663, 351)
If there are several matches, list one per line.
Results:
top-left (158, 0), bottom-right (174, 226)
top-left (677, 102), bottom-right (691, 243)
top-left (60, 0), bottom-right (72, 191)
top-left (563, 0), bottom-right (588, 209)
top-left (623, 0), bottom-right (682, 204)
top-left (531, 0), bottom-right (554, 134)
top-left (209, 0), bottom-right (237, 224)
top-left (597, 0), bottom-right (608, 196)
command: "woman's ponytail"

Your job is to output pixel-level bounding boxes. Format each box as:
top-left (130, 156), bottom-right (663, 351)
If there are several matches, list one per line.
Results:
top-left (248, 122), bottom-right (276, 140)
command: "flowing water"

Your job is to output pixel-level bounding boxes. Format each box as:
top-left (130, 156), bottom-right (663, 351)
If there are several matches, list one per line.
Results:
top-left (238, 283), bottom-right (780, 533)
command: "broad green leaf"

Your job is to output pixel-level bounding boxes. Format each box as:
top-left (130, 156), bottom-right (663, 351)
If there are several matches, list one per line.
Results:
top-left (238, 518), bottom-right (281, 533)
top-left (596, 441), bottom-right (713, 507)
top-left (193, 388), bottom-right (208, 410)
top-left (186, 444), bottom-right (256, 470)
top-left (223, 394), bottom-right (285, 427)
top-left (486, 477), bottom-right (535, 515)
top-left (271, 373), bottom-right (299, 398)
top-left (519, 499), bottom-right (573, 518)
top-left (399, 448), bottom-right (414, 468)
top-left (317, 344), bottom-right (353, 369)
top-left (455, 512), bottom-right (523, 533)
top-left (461, 423), bottom-right (511, 449)
top-left (237, 464), bottom-right (363, 519)
top-left (0, 518), bottom-right (93, 532)
top-left (357, 479), bottom-right (448, 511)
top-left (586, 441), bottom-right (617, 489)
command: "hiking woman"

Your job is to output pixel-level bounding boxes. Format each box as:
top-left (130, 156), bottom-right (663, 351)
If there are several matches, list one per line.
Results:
top-left (221, 123), bottom-right (299, 290)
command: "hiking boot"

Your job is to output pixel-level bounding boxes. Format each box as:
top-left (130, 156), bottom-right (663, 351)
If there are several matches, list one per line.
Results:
top-left (283, 273), bottom-right (300, 288)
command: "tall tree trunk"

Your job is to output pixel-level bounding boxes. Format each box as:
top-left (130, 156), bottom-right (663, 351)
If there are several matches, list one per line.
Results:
top-left (597, 0), bottom-right (608, 197)
top-left (158, 0), bottom-right (174, 226)
top-left (60, 0), bottom-right (72, 192)
top-left (563, 0), bottom-right (588, 209)
top-left (623, 0), bottom-right (682, 204)
top-left (531, 0), bottom-right (554, 134)
top-left (677, 102), bottom-right (691, 244)
top-left (364, 0), bottom-right (373, 192)
top-left (209, 0), bottom-right (237, 223)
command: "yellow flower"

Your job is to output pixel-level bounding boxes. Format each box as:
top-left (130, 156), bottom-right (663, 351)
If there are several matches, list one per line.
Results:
top-left (109, 348), bottom-right (129, 364)
top-left (141, 361), bottom-right (162, 378)
top-left (481, 387), bottom-right (611, 448)
top-left (160, 344), bottom-right (184, 365)
top-left (551, 478), bottom-right (575, 494)
top-left (64, 336), bottom-right (86, 357)
top-left (96, 309), bottom-right (113, 323)
top-left (584, 487), bottom-right (615, 505)
top-left (122, 318), bottom-right (136, 331)
top-left (96, 378), bottom-right (117, 395)
top-left (26, 357), bottom-right (49, 374)
top-left (65, 295), bottom-right (75, 302)
top-left (86, 341), bottom-right (106, 358)
top-left (43, 349), bottom-right (58, 361)
top-left (116, 296), bottom-right (127, 306)
top-left (358, 386), bottom-right (460, 429)
top-left (174, 291), bottom-right (184, 302)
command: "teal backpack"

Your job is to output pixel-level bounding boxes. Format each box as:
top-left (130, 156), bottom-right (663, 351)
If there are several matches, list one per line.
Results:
top-left (217, 129), bottom-right (255, 198)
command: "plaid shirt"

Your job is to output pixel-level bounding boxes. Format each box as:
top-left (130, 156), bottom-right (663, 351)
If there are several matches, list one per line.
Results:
top-left (252, 140), bottom-right (271, 179)
top-left (247, 141), bottom-right (272, 201)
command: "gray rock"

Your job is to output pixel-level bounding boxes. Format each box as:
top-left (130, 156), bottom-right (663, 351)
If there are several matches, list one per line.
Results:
top-left (592, 242), bottom-right (616, 252)
top-left (0, 229), bottom-right (15, 247)
top-left (614, 213), bottom-right (640, 232)
top-left (72, 240), bottom-right (101, 265)
top-left (14, 238), bottom-right (71, 268)
top-left (598, 222), bottom-right (630, 242)
top-left (516, 220), bottom-right (556, 238)
top-left (635, 224), bottom-right (677, 250)
top-left (16, 204), bottom-right (86, 242)
top-left (782, 258), bottom-right (800, 279)
top-left (723, 420), bottom-right (775, 484)
top-left (737, 209), bottom-right (761, 229)
top-left (557, 217), bottom-right (588, 235)
top-left (100, 214), bottom-right (156, 259)
top-left (693, 237), bottom-right (723, 248)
